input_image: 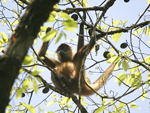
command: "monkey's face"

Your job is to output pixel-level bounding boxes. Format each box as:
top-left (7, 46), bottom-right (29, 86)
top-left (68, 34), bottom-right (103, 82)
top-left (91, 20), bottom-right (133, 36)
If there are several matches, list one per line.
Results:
top-left (56, 44), bottom-right (73, 62)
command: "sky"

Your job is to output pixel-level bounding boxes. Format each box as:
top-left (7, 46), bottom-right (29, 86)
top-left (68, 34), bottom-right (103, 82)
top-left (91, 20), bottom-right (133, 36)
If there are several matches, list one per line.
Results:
top-left (1, 0), bottom-right (150, 113)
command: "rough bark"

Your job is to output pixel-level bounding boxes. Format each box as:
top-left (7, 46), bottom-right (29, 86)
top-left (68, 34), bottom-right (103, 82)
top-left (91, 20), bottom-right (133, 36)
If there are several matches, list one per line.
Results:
top-left (0, 0), bottom-right (59, 112)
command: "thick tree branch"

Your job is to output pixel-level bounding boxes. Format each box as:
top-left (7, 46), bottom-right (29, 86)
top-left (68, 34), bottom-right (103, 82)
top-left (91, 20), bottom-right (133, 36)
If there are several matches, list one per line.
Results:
top-left (0, 0), bottom-right (59, 112)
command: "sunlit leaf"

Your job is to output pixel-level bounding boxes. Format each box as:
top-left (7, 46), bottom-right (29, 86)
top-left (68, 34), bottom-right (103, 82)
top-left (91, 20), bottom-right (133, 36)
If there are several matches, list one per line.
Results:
top-left (124, 20), bottom-right (128, 24)
top-left (42, 30), bottom-right (57, 42)
top-left (122, 59), bottom-right (129, 71)
top-left (132, 28), bottom-right (142, 38)
top-left (12, 20), bottom-right (19, 26)
top-left (112, 33), bottom-right (122, 43)
top-left (81, 102), bottom-right (87, 106)
top-left (51, 94), bottom-right (56, 98)
top-left (47, 100), bottom-right (56, 107)
top-left (31, 70), bottom-right (44, 76)
top-left (46, 11), bottom-right (56, 22)
top-left (111, 20), bottom-right (119, 25)
top-left (32, 79), bottom-right (38, 94)
top-left (130, 104), bottom-right (139, 109)
top-left (144, 55), bottom-right (150, 63)
top-left (22, 103), bottom-right (36, 113)
top-left (62, 97), bottom-right (70, 104)
top-left (55, 32), bottom-right (62, 44)
top-left (23, 55), bottom-right (33, 65)
top-left (6, 105), bottom-right (12, 108)
top-left (3, 0), bottom-right (7, 3)
top-left (64, 27), bottom-right (76, 32)
top-left (83, 0), bottom-right (89, 7)
top-left (65, 105), bottom-right (72, 108)
top-left (125, 50), bottom-right (131, 55)
top-left (95, 106), bottom-right (106, 113)
top-left (141, 91), bottom-right (147, 101)
top-left (107, 56), bottom-right (121, 63)
top-left (60, 12), bottom-right (71, 20)
top-left (0, 32), bottom-right (8, 43)
top-left (53, 4), bottom-right (59, 9)
top-left (16, 88), bottom-right (23, 99)
top-left (115, 73), bottom-right (127, 86)
top-left (62, 20), bottom-right (78, 28)
top-left (3, 20), bottom-right (6, 26)
top-left (22, 79), bottom-right (30, 90)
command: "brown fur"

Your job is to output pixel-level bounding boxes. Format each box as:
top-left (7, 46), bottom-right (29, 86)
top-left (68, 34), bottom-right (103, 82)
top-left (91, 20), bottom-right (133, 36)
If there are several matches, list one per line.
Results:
top-left (38, 22), bottom-right (116, 96)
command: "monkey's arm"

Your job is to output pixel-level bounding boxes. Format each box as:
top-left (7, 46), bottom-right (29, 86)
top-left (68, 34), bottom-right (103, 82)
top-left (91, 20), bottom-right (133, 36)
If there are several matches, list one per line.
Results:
top-left (77, 12), bottom-right (86, 52)
top-left (38, 42), bottom-right (60, 68)
top-left (81, 63), bottom-right (116, 96)
top-left (77, 22), bottom-right (84, 52)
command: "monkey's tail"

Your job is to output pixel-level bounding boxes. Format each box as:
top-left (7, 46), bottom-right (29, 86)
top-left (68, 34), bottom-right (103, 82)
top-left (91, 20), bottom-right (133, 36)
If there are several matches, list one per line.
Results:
top-left (82, 63), bottom-right (116, 96)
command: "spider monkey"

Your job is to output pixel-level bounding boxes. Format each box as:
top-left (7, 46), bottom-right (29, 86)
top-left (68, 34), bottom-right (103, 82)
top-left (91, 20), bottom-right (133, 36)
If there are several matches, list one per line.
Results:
top-left (38, 14), bottom-right (116, 96)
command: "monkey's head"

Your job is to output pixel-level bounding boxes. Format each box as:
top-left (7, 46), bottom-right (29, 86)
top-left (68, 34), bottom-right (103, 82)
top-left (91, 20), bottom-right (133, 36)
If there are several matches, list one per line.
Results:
top-left (56, 44), bottom-right (73, 62)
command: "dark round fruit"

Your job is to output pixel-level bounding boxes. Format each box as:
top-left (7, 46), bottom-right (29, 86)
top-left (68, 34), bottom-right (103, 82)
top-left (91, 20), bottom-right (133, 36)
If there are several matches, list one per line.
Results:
top-left (103, 51), bottom-right (109, 58)
top-left (22, 93), bottom-right (25, 97)
top-left (120, 43), bottom-right (128, 49)
top-left (124, 0), bottom-right (130, 3)
top-left (71, 14), bottom-right (78, 21)
top-left (42, 87), bottom-right (49, 94)
top-left (46, 27), bottom-right (51, 33)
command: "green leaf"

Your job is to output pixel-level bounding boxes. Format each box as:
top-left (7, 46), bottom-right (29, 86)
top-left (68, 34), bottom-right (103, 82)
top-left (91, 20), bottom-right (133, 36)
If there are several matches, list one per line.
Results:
top-left (31, 70), bottom-right (44, 76)
top-left (122, 59), bottom-right (129, 71)
top-left (144, 55), bottom-right (150, 63)
top-left (112, 33), bottom-right (122, 43)
top-left (64, 27), bottom-right (76, 32)
top-left (23, 55), bottom-right (33, 65)
top-left (111, 20), bottom-right (119, 25)
top-left (62, 97), bottom-right (70, 104)
top-left (16, 88), bottom-right (23, 99)
top-left (46, 11), bottom-right (56, 22)
top-left (60, 12), bottom-right (71, 20)
top-left (95, 106), bottom-right (106, 113)
top-left (132, 28), bottom-right (142, 38)
top-left (55, 32), bottom-right (62, 44)
top-left (81, 102), bottom-right (87, 106)
top-left (42, 30), bottom-right (57, 42)
top-left (125, 50), bottom-right (131, 55)
top-left (121, 110), bottom-right (126, 113)
top-left (141, 91), bottom-right (147, 101)
top-left (6, 110), bottom-right (11, 113)
top-left (124, 20), bottom-right (128, 24)
top-left (107, 56), bottom-right (121, 63)
top-left (0, 32), bottom-right (8, 43)
top-left (51, 94), bottom-right (56, 98)
top-left (6, 105), bottom-right (12, 108)
top-left (22, 79), bottom-right (30, 90)
top-left (83, 0), bottom-right (89, 7)
top-left (3, 0), bottom-right (7, 3)
top-left (118, 103), bottom-right (126, 107)
top-left (130, 104), bottom-right (139, 109)
top-left (22, 103), bottom-right (36, 113)
top-left (47, 100), bottom-right (56, 107)
top-left (12, 20), bottom-right (19, 26)
top-left (115, 73), bottom-right (127, 86)
top-left (64, 105), bottom-right (72, 108)
top-left (32, 79), bottom-right (38, 94)
top-left (62, 20), bottom-right (78, 28)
